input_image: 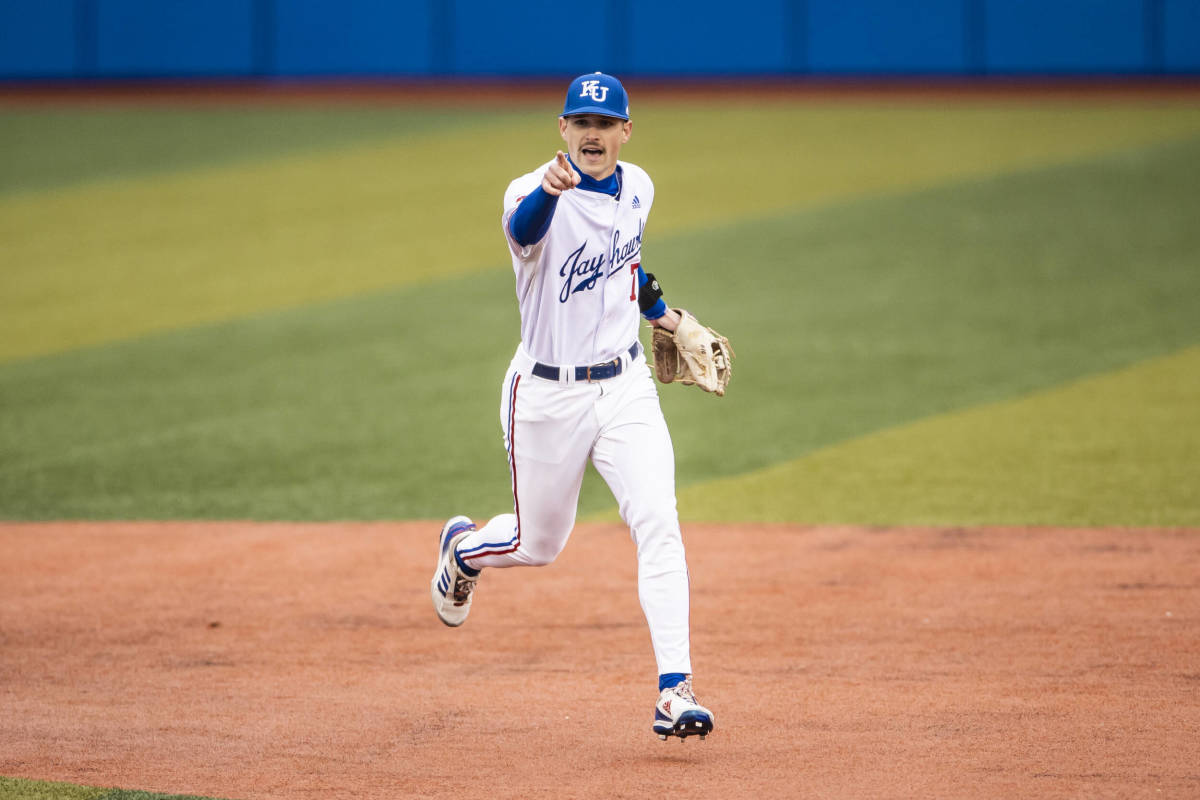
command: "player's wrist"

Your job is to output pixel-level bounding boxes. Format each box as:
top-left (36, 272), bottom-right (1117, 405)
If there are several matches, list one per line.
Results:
top-left (642, 299), bottom-right (667, 322)
top-left (652, 307), bottom-right (681, 332)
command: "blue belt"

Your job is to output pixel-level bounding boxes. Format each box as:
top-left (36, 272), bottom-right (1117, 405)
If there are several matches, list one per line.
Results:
top-left (532, 342), bottom-right (641, 382)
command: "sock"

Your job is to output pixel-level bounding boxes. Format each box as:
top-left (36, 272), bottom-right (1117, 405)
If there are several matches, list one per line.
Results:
top-left (455, 550), bottom-right (480, 578)
top-left (659, 672), bottom-right (687, 691)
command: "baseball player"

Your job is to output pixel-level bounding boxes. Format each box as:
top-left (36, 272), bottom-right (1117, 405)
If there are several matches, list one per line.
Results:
top-left (431, 72), bottom-right (731, 741)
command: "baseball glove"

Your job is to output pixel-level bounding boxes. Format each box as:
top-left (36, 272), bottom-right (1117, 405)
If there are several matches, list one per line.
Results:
top-left (652, 310), bottom-right (734, 396)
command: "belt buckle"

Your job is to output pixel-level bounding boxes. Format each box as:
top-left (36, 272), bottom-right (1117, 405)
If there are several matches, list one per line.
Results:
top-left (585, 357), bottom-right (619, 383)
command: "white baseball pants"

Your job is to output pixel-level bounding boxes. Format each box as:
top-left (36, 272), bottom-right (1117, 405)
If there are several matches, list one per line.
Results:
top-left (455, 344), bottom-right (693, 676)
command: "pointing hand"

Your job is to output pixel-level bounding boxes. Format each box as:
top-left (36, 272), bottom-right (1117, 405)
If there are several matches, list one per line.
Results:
top-left (542, 150), bottom-right (581, 196)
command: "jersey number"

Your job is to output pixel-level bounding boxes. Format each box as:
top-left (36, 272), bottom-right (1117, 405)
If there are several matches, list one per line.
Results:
top-left (629, 262), bottom-right (639, 302)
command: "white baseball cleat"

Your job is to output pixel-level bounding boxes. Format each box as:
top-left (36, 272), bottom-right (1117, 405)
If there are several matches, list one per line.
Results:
top-left (652, 677), bottom-right (715, 741)
top-left (431, 515), bottom-right (479, 627)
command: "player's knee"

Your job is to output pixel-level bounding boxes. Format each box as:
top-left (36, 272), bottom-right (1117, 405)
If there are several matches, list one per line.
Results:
top-left (625, 502), bottom-right (679, 537)
top-left (628, 511), bottom-right (684, 557)
top-left (515, 515), bottom-right (573, 566)
top-left (517, 535), bottom-right (567, 567)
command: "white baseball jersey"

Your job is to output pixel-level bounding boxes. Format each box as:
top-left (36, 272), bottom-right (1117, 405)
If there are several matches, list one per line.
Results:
top-left (502, 160), bottom-right (655, 367)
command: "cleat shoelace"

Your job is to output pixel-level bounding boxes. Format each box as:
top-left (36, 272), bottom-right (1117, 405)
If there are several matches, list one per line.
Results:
top-left (669, 679), bottom-right (698, 705)
top-left (452, 574), bottom-right (476, 605)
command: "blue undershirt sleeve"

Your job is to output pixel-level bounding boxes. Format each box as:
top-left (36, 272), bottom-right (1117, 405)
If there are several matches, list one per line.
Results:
top-left (637, 265), bottom-right (667, 320)
top-left (643, 299), bottom-right (667, 320)
top-left (508, 186), bottom-right (559, 247)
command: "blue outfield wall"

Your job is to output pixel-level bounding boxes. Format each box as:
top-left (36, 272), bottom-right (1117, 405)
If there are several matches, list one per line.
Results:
top-left (985, 0), bottom-right (1149, 73)
top-left (273, 0), bottom-right (434, 75)
top-left (806, 0), bottom-right (971, 73)
top-left (1, 0), bottom-right (1198, 80)
top-left (94, 0), bottom-right (256, 75)
top-left (1166, 0), bottom-right (1200, 70)
top-left (0, 0), bottom-right (77, 77)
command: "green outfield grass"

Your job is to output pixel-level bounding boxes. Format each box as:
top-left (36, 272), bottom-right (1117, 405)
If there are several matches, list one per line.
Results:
top-left (2, 94), bottom-right (1200, 800)
top-left (0, 106), bottom-right (492, 194)
top-left (4, 103), bottom-right (1199, 361)
top-left (1, 99), bottom-right (1198, 525)
top-left (0, 776), bottom-right (225, 800)
top-left (680, 346), bottom-right (1200, 526)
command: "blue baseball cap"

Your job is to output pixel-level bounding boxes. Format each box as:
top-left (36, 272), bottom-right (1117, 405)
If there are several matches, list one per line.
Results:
top-left (561, 72), bottom-right (630, 120)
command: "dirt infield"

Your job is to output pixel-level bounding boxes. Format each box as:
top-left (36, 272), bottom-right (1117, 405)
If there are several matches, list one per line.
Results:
top-left (1, 522), bottom-right (1197, 799)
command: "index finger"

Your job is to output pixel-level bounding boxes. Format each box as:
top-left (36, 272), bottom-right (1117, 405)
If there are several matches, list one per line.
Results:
top-left (556, 150), bottom-right (570, 170)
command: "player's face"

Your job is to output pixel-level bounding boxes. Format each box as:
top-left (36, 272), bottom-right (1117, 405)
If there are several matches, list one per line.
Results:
top-left (559, 114), bottom-right (632, 181)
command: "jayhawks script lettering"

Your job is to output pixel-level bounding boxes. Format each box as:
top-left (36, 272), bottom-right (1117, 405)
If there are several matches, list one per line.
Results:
top-left (558, 219), bottom-right (644, 303)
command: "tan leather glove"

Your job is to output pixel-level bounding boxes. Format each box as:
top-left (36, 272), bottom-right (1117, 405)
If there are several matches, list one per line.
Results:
top-left (651, 310), bottom-right (734, 396)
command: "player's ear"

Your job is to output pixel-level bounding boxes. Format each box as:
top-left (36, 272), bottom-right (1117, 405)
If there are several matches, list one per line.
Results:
top-left (559, 117), bottom-right (569, 139)
top-left (622, 120), bottom-right (632, 143)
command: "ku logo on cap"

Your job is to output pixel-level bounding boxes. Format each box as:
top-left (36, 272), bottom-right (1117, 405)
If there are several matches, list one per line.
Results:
top-left (580, 80), bottom-right (608, 102)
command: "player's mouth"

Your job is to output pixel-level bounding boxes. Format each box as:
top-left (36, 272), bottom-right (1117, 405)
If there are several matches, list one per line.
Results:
top-left (580, 146), bottom-right (604, 159)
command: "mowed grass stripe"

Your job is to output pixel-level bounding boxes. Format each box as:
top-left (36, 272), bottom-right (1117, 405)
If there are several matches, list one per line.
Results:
top-left (0, 113), bottom-right (550, 363)
top-left (677, 346), bottom-right (1200, 528)
top-left (632, 134), bottom-right (1200, 502)
top-left (1, 134), bottom-right (1196, 521)
top-left (632, 102), bottom-right (1200, 235)
top-left (3, 103), bottom-right (1200, 362)
top-left (0, 106), bottom-right (507, 195)
top-left (0, 270), bottom-right (521, 520)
